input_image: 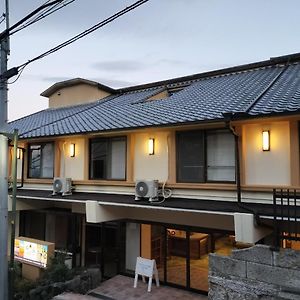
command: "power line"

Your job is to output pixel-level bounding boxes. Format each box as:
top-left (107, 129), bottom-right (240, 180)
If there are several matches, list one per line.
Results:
top-left (17, 0), bottom-right (149, 72)
top-left (0, 0), bottom-right (66, 41)
top-left (0, 13), bottom-right (5, 25)
top-left (10, 0), bottom-right (76, 36)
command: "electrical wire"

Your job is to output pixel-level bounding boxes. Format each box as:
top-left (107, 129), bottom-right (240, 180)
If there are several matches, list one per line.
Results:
top-left (0, 13), bottom-right (6, 25)
top-left (11, 1), bottom-right (62, 32)
top-left (151, 181), bottom-right (172, 205)
top-left (7, 65), bottom-right (26, 84)
top-left (10, 0), bottom-right (75, 35)
top-left (17, 0), bottom-right (149, 72)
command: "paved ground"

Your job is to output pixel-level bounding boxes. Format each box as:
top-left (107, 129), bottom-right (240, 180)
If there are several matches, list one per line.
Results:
top-left (54, 275), bottom-right (208, 300)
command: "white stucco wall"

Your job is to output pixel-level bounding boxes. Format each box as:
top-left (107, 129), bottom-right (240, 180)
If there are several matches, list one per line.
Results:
top-left (134, 132), bottom-right (170, 182)
top-left (63, 138), bottom-right (85, 180)
top-left (244, 122), bottom-right (290, 186)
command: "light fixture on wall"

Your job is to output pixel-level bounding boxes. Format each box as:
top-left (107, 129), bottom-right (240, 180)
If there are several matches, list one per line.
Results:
top-left (16, 148), bottom-right (21, 159)
top-left (148, 138), bottom-right (155, 155)
top-left (262, 130), bottom-right (270, 151)
top-left (70, 143), bottom-right (76, 157)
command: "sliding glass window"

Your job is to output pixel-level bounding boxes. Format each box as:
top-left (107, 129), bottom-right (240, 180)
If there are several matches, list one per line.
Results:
top-left (90, 137), bottom-right (126, 180)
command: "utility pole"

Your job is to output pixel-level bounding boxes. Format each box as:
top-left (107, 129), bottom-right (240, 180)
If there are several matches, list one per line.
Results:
top-left (0, 0), bottom-right (9, 299)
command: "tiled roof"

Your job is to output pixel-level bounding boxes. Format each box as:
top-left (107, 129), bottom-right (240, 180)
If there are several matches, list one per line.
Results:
top-left (9, 60), bottom-right (300, 139)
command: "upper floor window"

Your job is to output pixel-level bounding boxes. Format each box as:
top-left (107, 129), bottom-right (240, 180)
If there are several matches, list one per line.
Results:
top-left (176, 129), bottom-right (235, 183)
top-left (28, 143), bottom-right (54, 178)
top-left (90, 137), bottom-right (126, 180)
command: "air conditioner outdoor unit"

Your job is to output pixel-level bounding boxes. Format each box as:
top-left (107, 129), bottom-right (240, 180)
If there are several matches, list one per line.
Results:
top-left (53, 177), bottom-right (72, 196)
top-left (135, 180), bottom-right (159, 202)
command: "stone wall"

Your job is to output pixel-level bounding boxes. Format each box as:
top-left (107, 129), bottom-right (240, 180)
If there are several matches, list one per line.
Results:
top-left (209, 245), bottom-right (300, 300)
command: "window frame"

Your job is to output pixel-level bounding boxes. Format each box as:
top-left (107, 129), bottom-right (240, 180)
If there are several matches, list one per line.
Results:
top-left (176, 128), bottom-right (236, 184)
top-left (89, 136), bottom-right (127, 181)
top-left (27, 142), bottom-right (55, 179)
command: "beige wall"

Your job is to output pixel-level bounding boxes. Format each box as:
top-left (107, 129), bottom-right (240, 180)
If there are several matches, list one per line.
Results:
top-left (134, 131), bottom-right (170, 182)
top-left (48, 84), bottom-right (110, 108)
top-left (63, 138), bottom-right (86, 180)
top-left (243, 121), bottom-right (291, 186)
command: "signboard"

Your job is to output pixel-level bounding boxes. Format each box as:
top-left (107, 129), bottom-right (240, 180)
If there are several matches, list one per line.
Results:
top-left (14, 237), bottom-right (54, 268)
top-left (134, 257), bottom-right (159, 292)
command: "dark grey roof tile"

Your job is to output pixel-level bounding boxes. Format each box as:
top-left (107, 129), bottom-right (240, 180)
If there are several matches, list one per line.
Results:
top-left (9, 62), bottom-right (300, 138)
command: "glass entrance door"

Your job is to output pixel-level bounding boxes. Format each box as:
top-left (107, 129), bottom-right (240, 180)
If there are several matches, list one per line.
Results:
top-left (166, 228), bottom-right (187, 287)
top-left (102, 222), bottom-right (126, 278)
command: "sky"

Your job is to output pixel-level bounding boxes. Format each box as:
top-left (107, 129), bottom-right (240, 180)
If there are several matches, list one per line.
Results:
top-left (1, 0), bottom-right (300, 121)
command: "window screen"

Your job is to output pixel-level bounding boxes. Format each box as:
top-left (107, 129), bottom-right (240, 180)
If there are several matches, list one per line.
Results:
top-left (177, 131), bottom-right (205, 182)
top-left (207, 130), bottom-right (235, 181)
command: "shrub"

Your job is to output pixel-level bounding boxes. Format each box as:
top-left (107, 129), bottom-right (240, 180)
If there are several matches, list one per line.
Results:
top-left (39, 252), bottom-right (74, 285)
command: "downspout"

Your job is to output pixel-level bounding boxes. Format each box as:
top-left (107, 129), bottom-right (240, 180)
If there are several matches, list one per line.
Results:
top-left (19, 148), bottom-right (25, 188)
top-left (224, 113), bottom-right (272, 229)
top-left (223, 113), bottom-right (241, 204)
top-left (232, 125), bottom-right (241, 204)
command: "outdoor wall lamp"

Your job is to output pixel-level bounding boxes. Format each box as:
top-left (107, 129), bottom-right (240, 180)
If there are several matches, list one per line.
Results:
top-left (70, 143), bottom-right (76, 157)
top-left (148, 138), bottom-right (155, 155)
top-left (16, 148), bottom-right (21, 159)
top-left (262, 130), bottom-right (270, 151)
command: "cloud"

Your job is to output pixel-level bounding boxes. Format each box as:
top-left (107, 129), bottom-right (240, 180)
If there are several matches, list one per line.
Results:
top-left (156, 59), bottom-right (187, 66)
top-left (22, 74), bottom-right (71, 82)
top-left (92, 60), bottom-right (148, 72)
top-left (91, 77), bottom-right (138, 88)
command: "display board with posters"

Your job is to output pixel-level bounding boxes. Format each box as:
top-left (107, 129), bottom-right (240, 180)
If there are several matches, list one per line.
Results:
top-left (14, 237), bottom-right (55, 269)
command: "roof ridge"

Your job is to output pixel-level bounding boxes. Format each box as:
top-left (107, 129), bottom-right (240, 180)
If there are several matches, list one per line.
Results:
top-left (117, 56), bottom-right (298, 93)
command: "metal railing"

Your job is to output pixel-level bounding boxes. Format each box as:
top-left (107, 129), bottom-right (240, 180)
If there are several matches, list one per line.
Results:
top-left (273, 189), bottom-right (300, 248)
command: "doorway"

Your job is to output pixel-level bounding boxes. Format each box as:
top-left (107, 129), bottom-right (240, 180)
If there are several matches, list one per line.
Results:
top-left (143, 223), bottom-right (236, 293)
top-left (85, 221), bottom-right (126, 278)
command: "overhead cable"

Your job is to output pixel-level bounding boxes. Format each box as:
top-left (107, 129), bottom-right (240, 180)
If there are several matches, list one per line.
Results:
top-left (0, 13), bottom-right (6, 25)
top-left (17, 0), bottom-right (149, 71)
top-left (10, 0), bottom-right (76, 35)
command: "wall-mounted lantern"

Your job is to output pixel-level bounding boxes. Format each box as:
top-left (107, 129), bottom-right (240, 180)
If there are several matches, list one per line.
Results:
top-left (262, 130), bottom-right (270, 151)
top-left (16, 148), bottom-right (21, 159)
top-left (70, 143), bottom-right (76, 157)
top-left (148, 138), bottom-right (155, 155)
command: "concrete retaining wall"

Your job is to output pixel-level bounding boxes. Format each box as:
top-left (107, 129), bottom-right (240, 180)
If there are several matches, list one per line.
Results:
top-left (209, 245), bottom-right (300, 300)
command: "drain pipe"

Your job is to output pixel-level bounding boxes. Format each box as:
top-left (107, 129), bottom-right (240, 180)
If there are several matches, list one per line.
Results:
top-left (223, 113), bottom-right (271, 228)
top-left (19, 148), bottom-right (25, 188)
top-left (223, 113), bottom-right (241, 204)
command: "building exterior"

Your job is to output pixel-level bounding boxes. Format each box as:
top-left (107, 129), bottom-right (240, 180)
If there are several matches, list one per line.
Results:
top-left (8, 53), bottom-right (300, 294)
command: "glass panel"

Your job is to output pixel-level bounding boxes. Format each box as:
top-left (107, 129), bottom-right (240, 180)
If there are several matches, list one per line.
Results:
top-left (207, 131), bottom-right (235, 181)
top-left (151, 225), bottom-right (165, 281)
top-left (90, 137), bottom-right (126, 180)
top-left (103, 222), bottom-right (119, 278)
top-left (189, 232), bottom-right (211, 292)
top-left (85, 224), bottom-right (102, 267)
top-left (125, 223), bottom-right (140, 273)
top-left (90, 139), bottom-right (108, 179)
top-left (177, 131), bottom-right (205, 183)
top-left (29, 145), bottom-right (41, 178)
top-left (167, 229), bottom-right (186, 286)
top-left (41, 143), bottom-right (54, 178)
top-left (110, 138), bottom-right (126, 180)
